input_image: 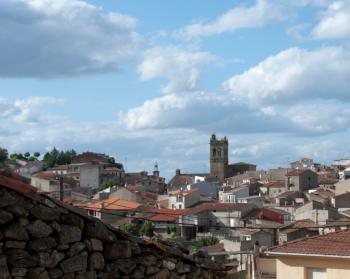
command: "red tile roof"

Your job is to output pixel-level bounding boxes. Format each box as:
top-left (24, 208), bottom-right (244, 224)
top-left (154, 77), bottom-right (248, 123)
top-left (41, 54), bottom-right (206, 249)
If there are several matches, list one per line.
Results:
top-left (0, 175), bottom-right (37, 194)
top-left (151, 209), bottom-right (189, 215)
top-left (149, 214), bottom-right (177, 221)
top-left (169, 188), bottom-right (199, 196)
top-left (47, 165), bottom-right (68, 170)
top-left (286, 169), bottom-right (309, 176)
top-left (277, 191), bottom-right (299, 198)
top-left (268, 228), bottom-right (350, 256)
top-left (199, 243), bottom-right (224, 252)
top-left (20, 166), bottom-right (33, 169)
top-left (319, 178), bottom-right (338, 184)
top-left (268, 181), bottom-right (285, 188)
top-left (84, 199), bottom-right (142, 211)
top-left (128, 185), bottom-right (142, 191)
top-left (105, 167), bottom-right (124, 172)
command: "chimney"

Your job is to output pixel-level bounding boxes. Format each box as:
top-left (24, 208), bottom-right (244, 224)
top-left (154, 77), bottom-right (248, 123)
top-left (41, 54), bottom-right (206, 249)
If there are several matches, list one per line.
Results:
top-left (176, 169), bottom-right (181, 176)
top-left (100, 202), bottom-right (104, 209)
top-left (254, 241), bottom-right (260, 258)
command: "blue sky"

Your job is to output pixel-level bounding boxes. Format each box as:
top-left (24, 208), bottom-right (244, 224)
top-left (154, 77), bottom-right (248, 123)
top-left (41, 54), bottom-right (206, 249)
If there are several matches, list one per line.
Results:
top-left (1, 0), bottom-right (350, 181)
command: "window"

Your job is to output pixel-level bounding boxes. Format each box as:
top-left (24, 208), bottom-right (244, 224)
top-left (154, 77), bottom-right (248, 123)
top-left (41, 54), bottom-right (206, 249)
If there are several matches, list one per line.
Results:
top-left (179, 205), bottom-right (182, 209)
top-left (76, 177), bottom-right (79, 180)
top-left (213, 210), bottom-right (216, 212)
top-left (308, 176), bottom-right (311, 181)
top-left (306, 268), bottom-right (326, 279)
top-left (213, 148), bottom-right (216, 156)
top-left (218, 148), bottom-right (221, 156)
top-left (149, 182), bottom-right (151, 185)
top-left (142, 182), bottom-right (144, 185)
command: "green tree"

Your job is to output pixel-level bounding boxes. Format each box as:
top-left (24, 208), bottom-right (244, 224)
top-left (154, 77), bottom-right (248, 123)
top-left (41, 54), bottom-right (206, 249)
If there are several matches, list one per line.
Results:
top-left (0, 148), bottom-right (8, 162)
top-left (120, 223), bottom-right (138, 236)
top-left (28, 157), bottom-right (35, 161)
top-left (43, 152), bottom-right (50, 161)
top-left (166, 224), bottom-right (177, 238)
top-left (10, 153), bottom-right (25, 161)
top-left (24, 152), bottom-right (30, 159)
top-left (108, 158), bottom-right (123, 169)
top-left (33, 152), bottom-right (41, 159)
top-left (139, 221), bottom-right (155, 237)
top-left (97, 181), bottom-right (119, 193)
top-left (187, 236), bottom-right (219, 251)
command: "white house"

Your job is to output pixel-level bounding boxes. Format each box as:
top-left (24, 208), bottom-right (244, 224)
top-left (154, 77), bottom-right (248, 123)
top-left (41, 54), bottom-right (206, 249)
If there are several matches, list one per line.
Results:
top-left (219, 186), bottom-right (249, 203)
top-left (19, 165), bottom-right (38, 177)
top-left (180, 181), bottom-right (219, 199)
top-left (169, 188), bottom-right (200, 209)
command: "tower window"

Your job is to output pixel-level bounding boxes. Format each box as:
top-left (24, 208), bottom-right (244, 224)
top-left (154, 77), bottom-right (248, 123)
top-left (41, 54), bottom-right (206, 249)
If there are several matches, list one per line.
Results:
top-left (213, 148), bottom-right (216, 156)
top-left (218, 148), bottom-right (221, 156)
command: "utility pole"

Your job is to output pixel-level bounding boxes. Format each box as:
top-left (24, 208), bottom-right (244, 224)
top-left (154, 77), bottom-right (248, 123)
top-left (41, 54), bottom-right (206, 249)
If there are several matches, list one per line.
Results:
top-left (59, 177), bottom-right (63, 202)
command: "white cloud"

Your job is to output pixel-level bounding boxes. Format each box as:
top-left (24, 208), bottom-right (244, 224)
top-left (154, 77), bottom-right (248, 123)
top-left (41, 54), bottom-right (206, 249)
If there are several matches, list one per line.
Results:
top-left (117, 92), bottom-right (350, 137)
top-left (222, 46), bottom-right (350, 105)
top-left (0, 0), bottom-right (143, 78)
top-left (310, 1), bottom-right (350, 39)
top-left (0, 96), bottom-right (67, 125)
top-left (172, 0), bottom-right (286, 40)
top-left (0, 98), bottom-right (21, 119)
top-left (137, 46), bottom-right (217, 94)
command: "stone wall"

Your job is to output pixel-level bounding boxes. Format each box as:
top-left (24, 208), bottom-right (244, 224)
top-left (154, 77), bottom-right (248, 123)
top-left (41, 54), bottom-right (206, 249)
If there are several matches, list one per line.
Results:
top-left (0, 173), bottom-right (231, 279)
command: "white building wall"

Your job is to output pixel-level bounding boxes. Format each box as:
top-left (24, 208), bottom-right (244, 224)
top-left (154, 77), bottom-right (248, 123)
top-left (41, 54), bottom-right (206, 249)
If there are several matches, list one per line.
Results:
top-left (80, 166), bottom-right (100, 188)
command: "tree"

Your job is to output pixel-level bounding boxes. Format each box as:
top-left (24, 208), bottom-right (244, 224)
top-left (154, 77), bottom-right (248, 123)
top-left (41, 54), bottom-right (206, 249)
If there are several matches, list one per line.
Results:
top-left (0, 148), bottom-right (8, 162)
top-left (120, 223), bottom-right (138, 236)
top-left (28, 156), bottom-right (35, 161)
top-left (139, 221), bottom-right (155, 237)
top-left (187, 236), bottom-right (219, 251)
top-left (24, 152), bottom-right (30, 159)
top-left (97, 181), bottom-right (119, 193)
top-left (166, 224), bottom-right (177, 238)
top-left (108, 158), bottom-right (123, 169)
top-left (43, 152), bottom-right (50, 161)
top-left (10, 153), bottom-right (25, 161)
top-left (33, 152), bottom-right (40, 159)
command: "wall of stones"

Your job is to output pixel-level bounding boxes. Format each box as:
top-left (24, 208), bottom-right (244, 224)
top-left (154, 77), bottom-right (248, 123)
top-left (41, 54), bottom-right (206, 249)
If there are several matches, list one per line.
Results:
top-left (0, 178), bottom-right (231, 279)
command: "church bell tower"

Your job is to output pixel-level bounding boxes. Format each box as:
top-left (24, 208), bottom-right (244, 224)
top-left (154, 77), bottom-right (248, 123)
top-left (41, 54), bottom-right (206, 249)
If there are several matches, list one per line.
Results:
top-left (210, 133), bottom-right (228, 180)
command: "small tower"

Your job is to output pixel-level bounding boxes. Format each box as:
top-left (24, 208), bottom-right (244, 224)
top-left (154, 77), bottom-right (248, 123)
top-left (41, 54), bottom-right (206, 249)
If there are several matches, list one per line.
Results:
top-left (153, 161), bottom-right (160, 177)
top-left (210, 133), bottom-right (229, 180)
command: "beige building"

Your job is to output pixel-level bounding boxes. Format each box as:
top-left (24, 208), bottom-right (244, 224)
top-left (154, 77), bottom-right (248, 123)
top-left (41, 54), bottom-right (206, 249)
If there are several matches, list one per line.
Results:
top-left (169, 188), bottom-right (200, 209)
top-left (84, 198), bottom-right (142, 224)
top-left (285, 169), bottom-right (318, 191)
top-left (267, 228), bottom-right (350, 279)
top-left (31, 176), bottom-right (70, 199)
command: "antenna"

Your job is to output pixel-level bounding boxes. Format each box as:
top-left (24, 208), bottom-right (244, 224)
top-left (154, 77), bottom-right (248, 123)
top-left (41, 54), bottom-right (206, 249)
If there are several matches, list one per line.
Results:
top-left (154, 161), bottom-right (158, 171)
top-left (125, 157), bottom-right (127, 173)
top-left (204, 164), bottom-right (206, 173)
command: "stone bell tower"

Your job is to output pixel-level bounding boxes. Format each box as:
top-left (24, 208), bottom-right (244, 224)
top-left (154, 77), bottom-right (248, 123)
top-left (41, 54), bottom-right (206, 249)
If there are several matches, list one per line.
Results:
top-left (210, 133), bottom-right (229, 180)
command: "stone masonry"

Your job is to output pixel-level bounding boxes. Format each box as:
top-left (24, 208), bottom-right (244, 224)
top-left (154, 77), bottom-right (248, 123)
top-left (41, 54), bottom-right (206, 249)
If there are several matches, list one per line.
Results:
top-left (0, 172), bottom-right (231, 279)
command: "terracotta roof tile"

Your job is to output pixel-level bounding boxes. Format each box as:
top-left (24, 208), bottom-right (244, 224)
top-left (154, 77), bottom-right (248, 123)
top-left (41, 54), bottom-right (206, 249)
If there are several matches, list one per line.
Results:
top-left (199, 243), bottom-right (224, 252)
top-left (318, 178), bottom-right (338, 184)
top-left (0, 175), bottom-right (37, 194)
top-left (169, 189), bottom-right (199, 196)
top-left (127, 185), bottom-right (142, 191)
top-left (277, 191), bottom-right (299, 198)
top-left (151, 209), bottom-right (189, 215)
top-left (268, 228), bottom-right (350, 256)
top-left (286, 169), bottom-right (310, 176)
top-left (84, 199), bottom-right (142, 211)
top-left (149, 214), bottom-right (177, 221)
top-left (269, 181), bottom-right (285, 188)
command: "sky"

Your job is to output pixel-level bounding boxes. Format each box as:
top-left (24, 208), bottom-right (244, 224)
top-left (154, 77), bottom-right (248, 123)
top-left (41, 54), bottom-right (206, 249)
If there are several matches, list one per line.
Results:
top-left (1, 0), bottom-right (350, 181)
